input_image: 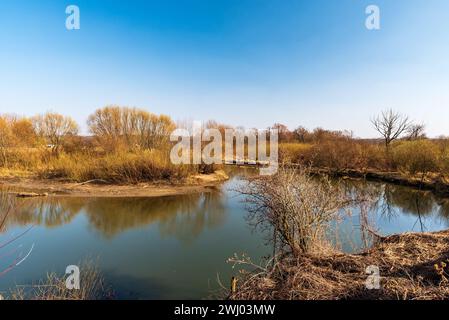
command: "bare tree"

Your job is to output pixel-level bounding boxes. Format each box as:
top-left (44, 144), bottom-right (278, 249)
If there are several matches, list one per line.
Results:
top-left (371, 109), bottom-right (411, 148)
top-left (293, 126), bottom-right (309, 143)
top-left (32, 112), bottom-right (79, 153)
top-left (238, 167), bottom-right (350, 256)
top-left (406, 123), bottom-right (426, 140)
top-left (272, 123), bottom-right (290, 142)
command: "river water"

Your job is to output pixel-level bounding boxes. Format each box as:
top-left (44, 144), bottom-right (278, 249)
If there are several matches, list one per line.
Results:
top-left (1, 170), bottom-right (448, 299)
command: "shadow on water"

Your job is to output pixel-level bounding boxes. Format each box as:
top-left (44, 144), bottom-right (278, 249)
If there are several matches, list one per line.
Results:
top-left (333, 179), bottom-right (449, 252)
top-left (1, 191), bottom-right (226, 243)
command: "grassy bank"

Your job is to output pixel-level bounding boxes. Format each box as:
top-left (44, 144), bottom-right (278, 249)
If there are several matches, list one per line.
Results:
top-left (38, 149), bottom-right (192, 183)
top-left (0, 107), bottom-right (221, 184)
top-left (305, 167), bottom-right (449, 196)
top-left (279, 137), bottom-right (449, 193)
top-left (230, 167), bottom-right (449, 300)
top-left (0, 148), bottom-right (198, 184)
top-left (230, 230), bottom-right (449, 300)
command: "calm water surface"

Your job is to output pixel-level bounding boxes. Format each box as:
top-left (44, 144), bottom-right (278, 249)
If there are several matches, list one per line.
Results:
top-left (1, 171), bottom-right (449, 299)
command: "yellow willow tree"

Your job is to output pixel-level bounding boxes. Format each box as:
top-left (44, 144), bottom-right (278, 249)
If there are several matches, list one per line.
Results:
top-left (0, 117), bottom-right (14, 167)
top-left (32, 112), bottom-right (79, 154)
top-left (87, 106), bottom-right (175, 152)
top-left (10, 117), bottom-right (37, 147)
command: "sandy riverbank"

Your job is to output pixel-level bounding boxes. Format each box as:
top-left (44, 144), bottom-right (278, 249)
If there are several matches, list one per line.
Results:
top-left (0, 170), bottom-right (229, 198)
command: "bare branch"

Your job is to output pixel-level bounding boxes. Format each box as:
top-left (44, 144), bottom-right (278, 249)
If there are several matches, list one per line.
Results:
top-left (371, 109), bottom-right (411, 147)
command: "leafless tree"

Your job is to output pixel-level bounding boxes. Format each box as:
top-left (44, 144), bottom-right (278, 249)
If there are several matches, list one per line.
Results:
top-left (293, 126), bottom-right (309, 143)
top-left (32, 112), bottom-right (79, 153)
top-left (406, 123), bottom-right (426, 140)
top-left (272, 123), bottom-right (290, 142)
top-left (237, 167), bottom-right (351, 256)
top-left (371, 109), bottom-right (411, 148)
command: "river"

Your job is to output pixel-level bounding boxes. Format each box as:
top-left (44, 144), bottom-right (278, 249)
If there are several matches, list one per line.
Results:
top-left (1, 170), bottom-right (448, 299)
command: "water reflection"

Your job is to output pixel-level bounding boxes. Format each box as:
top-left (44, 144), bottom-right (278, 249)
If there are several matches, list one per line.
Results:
top-left (1, 177), bottom-right (449, 299)
top-left (1, 191), bottom-right (226, 243)
top-left (342, 179), bottom-right (449, 232)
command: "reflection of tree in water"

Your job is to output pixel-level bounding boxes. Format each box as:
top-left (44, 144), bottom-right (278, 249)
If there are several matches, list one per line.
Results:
top-left (435, 198), bottom-right (449, 228)
top-left (2, 197), bottom-right (83, 231)
top-left (438, 199), bottom-right (449, 219)
top-left (338, 179), bottom-right (385, 249)
top-left (384, 185), bottom-right (436, 231)
top-left (84, 191), bottom-right (225, 242)
top-left (339, 179), bottom-right (449, 232)
top-left (157, 191), bottom-right (226, 243)
top-left (386, 186), bottom-right (434, 216)
top-left (2, 191), bottom-right (226, 243)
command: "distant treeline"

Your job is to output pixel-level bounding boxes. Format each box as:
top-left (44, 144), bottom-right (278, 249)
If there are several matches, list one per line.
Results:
top-left (277, 110), bottom-right (449, 179)
top-left (0, 106), bottom-right (192, 182)
top-left (0, 107), bottom-right (448, 182)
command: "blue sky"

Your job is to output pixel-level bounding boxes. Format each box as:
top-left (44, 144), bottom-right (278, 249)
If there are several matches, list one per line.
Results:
top-left (0, 0), bottom-right (448, 137)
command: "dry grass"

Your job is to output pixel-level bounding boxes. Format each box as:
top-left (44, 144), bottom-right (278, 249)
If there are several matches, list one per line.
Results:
top-left (279, 143), bottom-right (313, 163)
top-left (37, 149), bottom-right (192, 183)
top-left (9, 260), bottom-right (112, 300)
top-left (231, 166), bottom-right (449, 300)
top-left (229, 230), bottom-right (449, 300)
top-left (280, 139), bottom-right (449, 178)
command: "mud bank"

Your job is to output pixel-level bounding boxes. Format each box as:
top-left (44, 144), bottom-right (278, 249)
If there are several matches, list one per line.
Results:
top-left (0, 170), bottom-right (229, 198)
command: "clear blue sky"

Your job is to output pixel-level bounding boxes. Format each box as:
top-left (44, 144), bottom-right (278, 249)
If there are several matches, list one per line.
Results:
top-left (0, 0), bottom-right (448, 137)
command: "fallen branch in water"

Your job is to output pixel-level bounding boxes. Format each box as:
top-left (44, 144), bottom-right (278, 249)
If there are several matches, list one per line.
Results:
top-left (73, 179), bottom-right (109, 186)
top-left (0, 192), bottom-right (35, 278)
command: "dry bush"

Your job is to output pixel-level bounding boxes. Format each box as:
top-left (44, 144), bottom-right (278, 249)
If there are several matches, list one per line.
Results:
top-left (300, 139), bottom-right (381, 171)
top-left (39, 149), bottom-right (192, 183)
top-left (278, 143), bottom-right (313, 164)
top-left (238, 167), bottom-right (351, 256)
top-left (361, 142), bottom-right (388, 170)
top-left (309, 139), bottom-right (365, 170)
top-left (10, 117), bottom-right (37, 147)
top-left (32, 112), bottom-right (79, 153)
top-left (0, 117), bottom-right (14, 167)
top-left (277, 138), bottom-right (446, 177)
top-left (10, 260), bottom-right (112, 300)
top-left (392, 140), bottom-right (441, 178)
top-left (279, 132), bottom-right (389, 172)
top-left (2, 148), bottom-right (44, 171)
top-left (230, 230), bottom-right (449, 300)
top-left (88, 106), bottom-right (175, 152)
top-left (436, 138), bottom-right (449, 175)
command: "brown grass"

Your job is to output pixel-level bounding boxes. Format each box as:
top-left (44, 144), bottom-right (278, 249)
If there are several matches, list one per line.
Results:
top-left (229, 230), bottom-right (449, 300)
top-left (37, 149), bottom-right (192, 183)
top-left (9, 260), bottom-right (112, 300)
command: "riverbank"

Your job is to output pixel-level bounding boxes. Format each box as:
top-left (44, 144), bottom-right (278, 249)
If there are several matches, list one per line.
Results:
top-left (230, 229), bottom-right (449, 300)
top-left (297, 166), bottom-right (449, 196)
top-left (0, 170), bottom-right (229, 198)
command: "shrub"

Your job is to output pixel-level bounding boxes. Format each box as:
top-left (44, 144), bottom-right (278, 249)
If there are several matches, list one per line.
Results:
top-left (279, 143), bottom-right (313, 164)
top-left (392, 140), bottom-right (440, 177)
top-left (238, 167), bottom-right (349, 256)
top-left (40, 150), bottom-right (192, 183)
top-left (9, 260), bottom-right (111, 300)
